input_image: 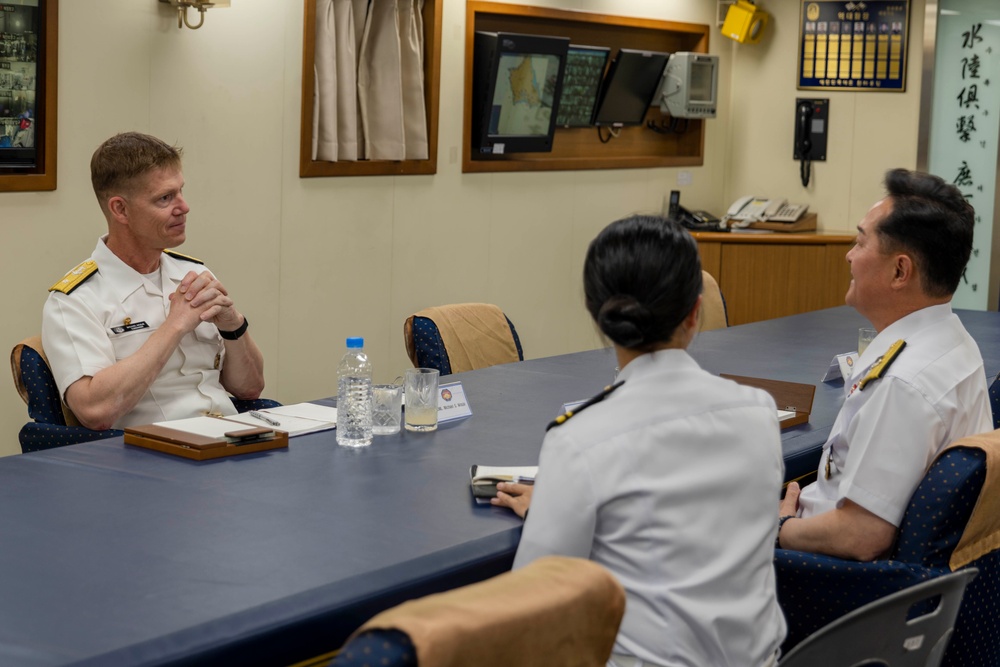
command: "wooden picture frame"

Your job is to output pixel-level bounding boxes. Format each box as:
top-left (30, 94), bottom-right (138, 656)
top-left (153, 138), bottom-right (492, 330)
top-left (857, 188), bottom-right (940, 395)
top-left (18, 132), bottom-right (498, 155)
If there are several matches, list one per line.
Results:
top-left (0, 0), bottom-right (57, 192)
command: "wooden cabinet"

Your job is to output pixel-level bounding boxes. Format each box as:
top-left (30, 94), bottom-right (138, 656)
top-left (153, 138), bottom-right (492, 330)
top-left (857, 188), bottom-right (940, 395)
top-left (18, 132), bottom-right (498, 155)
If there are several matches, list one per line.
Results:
top-left (693, 231), bottom-right (856, 326)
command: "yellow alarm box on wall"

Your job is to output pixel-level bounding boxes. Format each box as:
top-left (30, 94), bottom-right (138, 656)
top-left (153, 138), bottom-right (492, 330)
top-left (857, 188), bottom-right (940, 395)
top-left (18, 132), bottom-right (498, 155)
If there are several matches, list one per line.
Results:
top-left (722, 0), bottom-right (769, 44)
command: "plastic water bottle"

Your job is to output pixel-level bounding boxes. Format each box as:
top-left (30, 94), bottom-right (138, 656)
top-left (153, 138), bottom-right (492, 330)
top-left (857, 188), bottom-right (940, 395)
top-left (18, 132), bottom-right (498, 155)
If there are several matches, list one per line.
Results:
top-left (336, 337), bottom-right (373, 447)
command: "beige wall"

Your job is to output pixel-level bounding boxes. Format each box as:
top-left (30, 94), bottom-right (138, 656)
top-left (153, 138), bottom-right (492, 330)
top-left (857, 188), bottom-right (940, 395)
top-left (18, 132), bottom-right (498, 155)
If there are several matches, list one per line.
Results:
top-left (0, 0), bottom-right (925, 457)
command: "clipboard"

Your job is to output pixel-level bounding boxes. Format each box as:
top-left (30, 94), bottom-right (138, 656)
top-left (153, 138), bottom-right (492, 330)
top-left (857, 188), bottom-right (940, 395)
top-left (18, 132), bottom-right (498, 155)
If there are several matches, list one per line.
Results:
top-left (124, 418), bottom-right (289, 460)
top-left (721, 374), bottom-right (816, 429)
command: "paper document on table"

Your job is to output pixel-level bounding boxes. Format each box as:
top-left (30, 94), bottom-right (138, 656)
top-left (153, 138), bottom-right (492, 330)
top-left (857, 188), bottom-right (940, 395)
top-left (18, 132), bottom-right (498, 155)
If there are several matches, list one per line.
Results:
top-left (777, 409), bottom-right (796, 422)
top-left (224, 403), bottom-right (338, 437)
top-left (152, 416), bottom-right (247, 439)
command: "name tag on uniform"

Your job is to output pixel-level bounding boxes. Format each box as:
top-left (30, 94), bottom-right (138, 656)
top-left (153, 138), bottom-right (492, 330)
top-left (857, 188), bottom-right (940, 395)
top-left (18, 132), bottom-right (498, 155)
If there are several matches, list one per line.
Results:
top-left (111, 321), bottom-right (151, 335)
top-left (437, 382), bottom-right (472, 423)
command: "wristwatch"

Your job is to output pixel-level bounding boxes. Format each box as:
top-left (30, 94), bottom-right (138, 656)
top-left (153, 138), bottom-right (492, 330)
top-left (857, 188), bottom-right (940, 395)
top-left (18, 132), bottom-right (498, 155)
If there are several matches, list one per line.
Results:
top-left (776, 514), bottom-right (796, 548)
top-left (219, 316), bottom-right (249, 340)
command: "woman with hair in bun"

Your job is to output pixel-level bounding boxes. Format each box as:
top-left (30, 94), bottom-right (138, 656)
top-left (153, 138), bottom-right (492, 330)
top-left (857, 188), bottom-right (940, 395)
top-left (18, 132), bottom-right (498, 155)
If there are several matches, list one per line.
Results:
top-left (492, 215), bottom-right (786, 667)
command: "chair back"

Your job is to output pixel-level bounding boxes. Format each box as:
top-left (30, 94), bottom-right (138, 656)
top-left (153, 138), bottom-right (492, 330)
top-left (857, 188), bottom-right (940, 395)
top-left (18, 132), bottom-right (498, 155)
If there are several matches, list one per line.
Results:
top-left (331, 556), bottom-right (625, 667)
top-left (779, 568), bottom-right (978, 667)
top-left (11, 336), bottom-right (80, 427)
top-left (699, 270), bottom-right (728, 332)
top-left (403, 303), bottom-right (523, 376)
top-left (11, 335), bottom-right (126, 452)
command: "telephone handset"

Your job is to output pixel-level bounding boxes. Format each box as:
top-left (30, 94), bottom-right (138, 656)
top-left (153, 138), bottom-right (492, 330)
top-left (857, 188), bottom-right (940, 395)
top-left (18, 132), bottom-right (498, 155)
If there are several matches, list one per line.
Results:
top-left (725, 196), bottom-right (808, 224)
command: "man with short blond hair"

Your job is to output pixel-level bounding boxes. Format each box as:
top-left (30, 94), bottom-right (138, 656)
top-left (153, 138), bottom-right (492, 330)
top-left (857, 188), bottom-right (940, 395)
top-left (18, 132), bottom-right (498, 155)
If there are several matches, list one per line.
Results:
top-left (42, 132), bottom-right (265, 431)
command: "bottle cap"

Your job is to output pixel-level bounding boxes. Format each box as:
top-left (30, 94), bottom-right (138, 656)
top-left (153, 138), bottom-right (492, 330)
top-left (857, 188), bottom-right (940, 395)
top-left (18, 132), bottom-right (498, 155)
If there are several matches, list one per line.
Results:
top-left (346, 337), bottom-right (364, 348)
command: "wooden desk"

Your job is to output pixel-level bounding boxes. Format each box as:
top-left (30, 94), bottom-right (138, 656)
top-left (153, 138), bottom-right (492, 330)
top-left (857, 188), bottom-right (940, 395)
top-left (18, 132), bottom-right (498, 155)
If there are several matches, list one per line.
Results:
top-left (692, 230), bottom-right (856, 325)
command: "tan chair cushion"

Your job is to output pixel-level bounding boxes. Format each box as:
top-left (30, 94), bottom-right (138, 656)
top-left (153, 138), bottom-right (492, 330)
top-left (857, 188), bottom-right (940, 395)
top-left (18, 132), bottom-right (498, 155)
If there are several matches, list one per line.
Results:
top-left (700, 270), bottom-right (727, 332)
top-left (351, 556), bottom-right (626, 667)
top-left (941, 430), bottom-right (1000, 570)
top-left (405, 303), bottom-right (519, 374)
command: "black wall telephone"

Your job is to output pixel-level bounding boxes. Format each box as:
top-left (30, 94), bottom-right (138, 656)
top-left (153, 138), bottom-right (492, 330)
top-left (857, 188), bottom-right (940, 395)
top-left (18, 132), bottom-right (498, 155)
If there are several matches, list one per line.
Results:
top-left (666, 191), bottom-right (726, 232)
top-left (793, 98), bottom-right (828, 187)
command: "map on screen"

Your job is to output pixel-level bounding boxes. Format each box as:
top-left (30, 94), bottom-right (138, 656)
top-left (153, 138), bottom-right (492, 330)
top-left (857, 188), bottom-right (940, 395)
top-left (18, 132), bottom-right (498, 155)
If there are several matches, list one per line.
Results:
top-left (487, 53), bottom-right (560, 137)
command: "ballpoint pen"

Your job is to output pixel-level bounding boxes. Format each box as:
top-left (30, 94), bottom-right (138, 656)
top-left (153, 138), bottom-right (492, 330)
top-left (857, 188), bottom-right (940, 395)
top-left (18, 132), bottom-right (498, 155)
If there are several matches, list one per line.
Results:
top-left (249, 410), bottom-right (281, 427)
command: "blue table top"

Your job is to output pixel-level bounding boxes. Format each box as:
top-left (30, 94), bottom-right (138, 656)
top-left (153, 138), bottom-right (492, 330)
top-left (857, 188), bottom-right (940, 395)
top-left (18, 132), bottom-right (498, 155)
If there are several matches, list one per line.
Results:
top-left (2, 305), bottom-right (997, 666)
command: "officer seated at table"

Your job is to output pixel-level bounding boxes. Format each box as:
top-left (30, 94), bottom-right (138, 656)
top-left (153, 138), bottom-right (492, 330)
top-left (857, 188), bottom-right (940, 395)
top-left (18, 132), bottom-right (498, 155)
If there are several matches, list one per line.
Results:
top-left (776, 168), bottom-right (992, 560)
top-left (493, 214), bottom-right (787, 667)
top-left (42, 131), bottom-right (265, 431)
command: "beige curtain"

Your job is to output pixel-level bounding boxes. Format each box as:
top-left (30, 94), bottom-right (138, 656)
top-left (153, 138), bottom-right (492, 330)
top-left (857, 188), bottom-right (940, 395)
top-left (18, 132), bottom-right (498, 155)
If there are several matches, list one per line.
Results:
top-left (399, 0), bottom-right (428, 159)
top-left (358, 0), bottom-right (406, 160)
top-left (313, 0), bottom-right (360, 161)
top-left (315, 0), bottom-right (427, 162)
top-left (312, 0), bottom-right (336, 160)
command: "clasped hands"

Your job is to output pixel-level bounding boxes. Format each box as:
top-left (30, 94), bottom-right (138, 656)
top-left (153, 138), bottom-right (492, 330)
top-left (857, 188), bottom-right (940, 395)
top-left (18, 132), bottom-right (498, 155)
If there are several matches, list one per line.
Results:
top-left (167, 270), bottom-right (243, 334)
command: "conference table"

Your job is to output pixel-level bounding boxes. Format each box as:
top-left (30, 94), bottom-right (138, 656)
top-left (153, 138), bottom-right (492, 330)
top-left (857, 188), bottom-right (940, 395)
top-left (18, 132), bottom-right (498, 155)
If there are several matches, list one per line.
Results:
top-left (2, 306), bottom-right (999, 667)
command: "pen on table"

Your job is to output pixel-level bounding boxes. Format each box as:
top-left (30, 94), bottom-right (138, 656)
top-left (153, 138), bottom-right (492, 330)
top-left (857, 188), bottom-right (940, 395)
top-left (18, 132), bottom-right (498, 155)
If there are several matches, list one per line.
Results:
top-left (249, 410), bottom-right (281, 427)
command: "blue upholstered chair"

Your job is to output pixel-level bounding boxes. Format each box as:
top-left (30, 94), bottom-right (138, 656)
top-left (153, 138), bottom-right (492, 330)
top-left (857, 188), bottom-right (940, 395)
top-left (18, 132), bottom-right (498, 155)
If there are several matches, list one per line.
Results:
top-left (775, 441), bottom-right (1000, 667)
top-left (779, 568), bottom-right (978, 667)
top-left (12, 336), bottom-right (280, 454)
top-left (330, 556), bottom-right (625, 667)
top-left (403, 304), bottom-right (523, 376)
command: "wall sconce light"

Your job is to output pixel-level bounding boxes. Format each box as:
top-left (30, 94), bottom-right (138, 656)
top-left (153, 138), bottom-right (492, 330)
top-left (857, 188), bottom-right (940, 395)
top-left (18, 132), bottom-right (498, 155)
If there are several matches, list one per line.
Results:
top-left (159, 0), bottom-right (231, 30)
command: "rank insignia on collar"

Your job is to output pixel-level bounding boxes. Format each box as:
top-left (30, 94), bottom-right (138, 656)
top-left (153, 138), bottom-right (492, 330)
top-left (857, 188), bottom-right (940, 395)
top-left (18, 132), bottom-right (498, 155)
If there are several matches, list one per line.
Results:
top-left (857, 339), bottom-right (906, 392)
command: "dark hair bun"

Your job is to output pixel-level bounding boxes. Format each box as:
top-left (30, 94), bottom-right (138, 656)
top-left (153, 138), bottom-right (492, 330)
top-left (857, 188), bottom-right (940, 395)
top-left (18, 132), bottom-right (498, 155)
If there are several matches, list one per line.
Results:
top-left (597, 296), bottom-right (652, 348)
top-left (583, 215), bottom-right (702, 350)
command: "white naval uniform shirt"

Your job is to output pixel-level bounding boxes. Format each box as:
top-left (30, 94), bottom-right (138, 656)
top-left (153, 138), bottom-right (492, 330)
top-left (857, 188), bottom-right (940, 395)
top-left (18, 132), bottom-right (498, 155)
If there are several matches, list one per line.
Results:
top-left (798, 303), bottom-right (992, 526)
top-left (513, 350), bottom-right (787, 667)
top-left (41, 236), bottom-right (238, 429)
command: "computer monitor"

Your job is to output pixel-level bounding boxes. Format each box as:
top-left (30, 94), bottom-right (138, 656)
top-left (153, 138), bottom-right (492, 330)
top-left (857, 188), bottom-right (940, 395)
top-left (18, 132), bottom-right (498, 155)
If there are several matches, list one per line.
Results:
top-left (554, 45), bottom-right (610, 128)
top-left (657, 52), bottom-right (719, 119)
top-left (472, 31), bottom-right (570, 155)
top-left (591, 48), bottom-right (671, 127)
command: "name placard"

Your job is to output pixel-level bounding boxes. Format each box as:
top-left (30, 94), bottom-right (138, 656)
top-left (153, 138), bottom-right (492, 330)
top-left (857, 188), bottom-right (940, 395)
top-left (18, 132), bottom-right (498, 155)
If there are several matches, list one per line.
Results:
top-left (437, 382), bottom-right (472, 423)
top-left (823, 352), bottom-right (859, 382)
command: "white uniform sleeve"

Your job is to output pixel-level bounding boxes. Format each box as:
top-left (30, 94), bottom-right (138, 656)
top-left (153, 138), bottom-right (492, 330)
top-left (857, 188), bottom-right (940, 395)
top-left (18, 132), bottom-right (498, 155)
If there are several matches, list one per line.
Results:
top-left (837, 377), bottom-right (946, 526)
top-left (512, 428), bottom-right (598, 568)
top-left (41, 293), bottom-right (116, 398)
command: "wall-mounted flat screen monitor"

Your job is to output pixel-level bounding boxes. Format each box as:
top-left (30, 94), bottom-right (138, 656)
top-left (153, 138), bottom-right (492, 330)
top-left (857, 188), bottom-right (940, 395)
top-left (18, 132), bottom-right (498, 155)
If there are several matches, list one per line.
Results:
top-left (472, 31), bottom-right (570, 155)
top-left (554, 45), bottom-right (610, 128)
top-left (592, 48), bottom-right (671, 127)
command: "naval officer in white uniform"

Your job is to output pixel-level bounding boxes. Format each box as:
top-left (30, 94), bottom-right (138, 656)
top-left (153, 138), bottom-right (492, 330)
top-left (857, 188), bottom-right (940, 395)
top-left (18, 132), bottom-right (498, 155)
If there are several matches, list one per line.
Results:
top-left (42, 132), bottom-right (265, 431)
top-left (493, 215), bottom-right (786, 667)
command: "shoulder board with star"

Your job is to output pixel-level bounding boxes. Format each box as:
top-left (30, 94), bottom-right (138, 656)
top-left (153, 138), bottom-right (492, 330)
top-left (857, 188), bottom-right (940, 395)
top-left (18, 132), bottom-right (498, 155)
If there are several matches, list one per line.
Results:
top-left (546, 380), bottom-right (624, 431)
top-left (163, 249), bottom-right (204, 265)
top-left (858, 339), bottom-right (906, 391)
top-left (49, 260), bottom-right (98, 295)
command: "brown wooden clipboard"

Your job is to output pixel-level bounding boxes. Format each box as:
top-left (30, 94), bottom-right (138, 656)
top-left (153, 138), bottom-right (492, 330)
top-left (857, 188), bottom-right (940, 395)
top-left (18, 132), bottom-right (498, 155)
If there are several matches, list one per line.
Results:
top-left (721, 374), bottom-right (816, 429)
top-left (124, 420), bottom-right (289, 461)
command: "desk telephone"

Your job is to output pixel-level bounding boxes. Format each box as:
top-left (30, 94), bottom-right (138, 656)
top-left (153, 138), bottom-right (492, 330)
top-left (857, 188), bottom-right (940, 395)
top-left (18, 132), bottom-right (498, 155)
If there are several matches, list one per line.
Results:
top-left (726, 196), bottom-right (809, 223)
top-left (666, 191), bottom-right (726, 232)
